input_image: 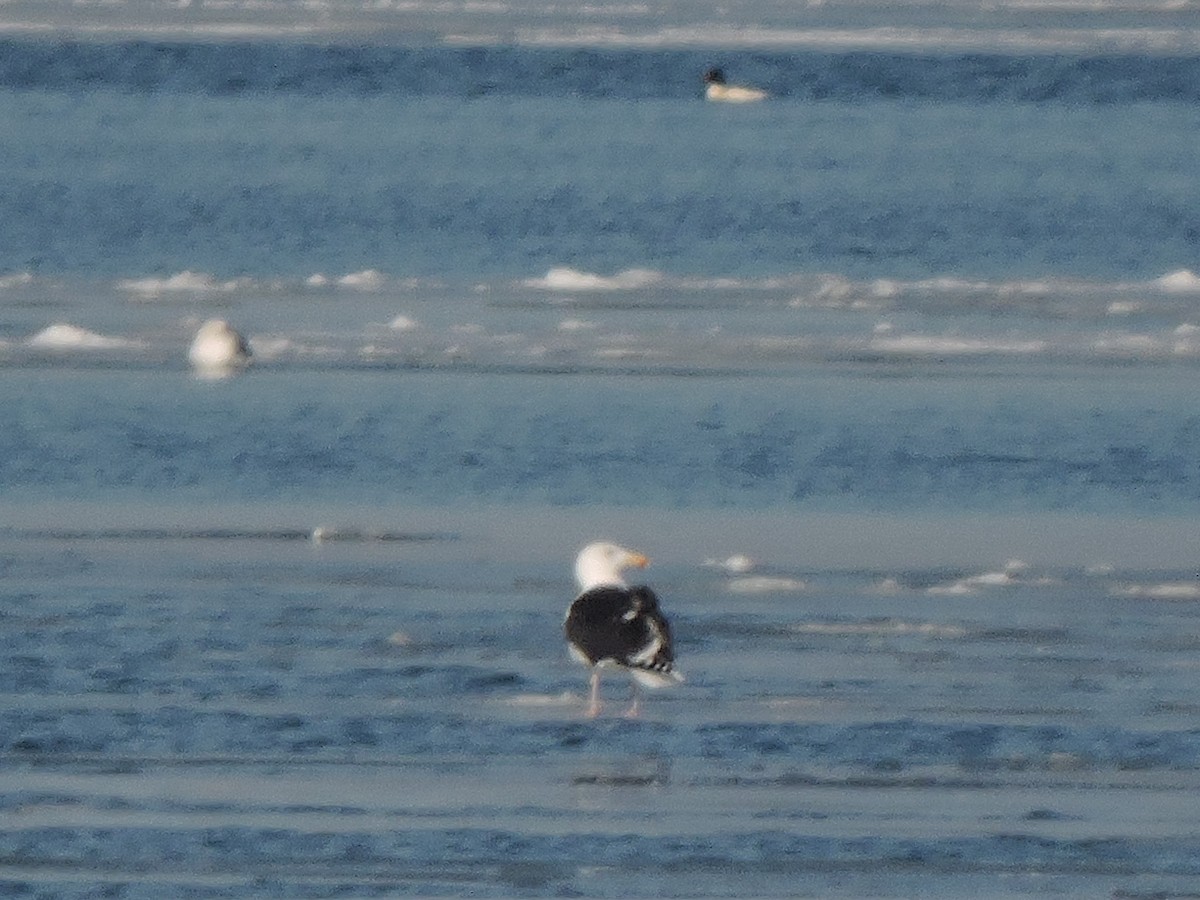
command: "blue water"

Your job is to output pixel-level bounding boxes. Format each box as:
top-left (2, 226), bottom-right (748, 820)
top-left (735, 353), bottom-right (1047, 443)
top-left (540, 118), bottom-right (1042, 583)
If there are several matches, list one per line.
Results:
top-left (5, 367), bottom-right (1200, 514)
top-left (2, 12), bottom-right (1200, 898)
top-left (2, 42), bottom-right (1198, 279)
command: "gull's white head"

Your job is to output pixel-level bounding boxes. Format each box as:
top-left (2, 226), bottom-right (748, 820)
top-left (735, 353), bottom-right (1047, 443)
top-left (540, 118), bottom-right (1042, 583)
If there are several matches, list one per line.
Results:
top-left (575, 541), bottom-right (649, 591)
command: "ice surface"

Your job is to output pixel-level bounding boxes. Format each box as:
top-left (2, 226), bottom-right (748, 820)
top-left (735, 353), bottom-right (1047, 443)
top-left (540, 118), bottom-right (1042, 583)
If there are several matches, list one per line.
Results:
top-left (26, 322), bottom-right (142, 350)
top-left (3, 516), bottom-right (1200, 897)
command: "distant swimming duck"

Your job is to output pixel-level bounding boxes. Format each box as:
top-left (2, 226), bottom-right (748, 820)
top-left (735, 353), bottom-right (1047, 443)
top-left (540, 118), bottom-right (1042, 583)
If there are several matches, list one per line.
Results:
top-left (188, 318), bottom-right (251, 375)
top-left (703, 67), bottom-right (767, 103)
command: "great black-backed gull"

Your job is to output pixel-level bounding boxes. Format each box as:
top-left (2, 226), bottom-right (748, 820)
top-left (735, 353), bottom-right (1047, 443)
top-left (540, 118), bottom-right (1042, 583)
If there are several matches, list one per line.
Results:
top-left (703, 67), bottom-right (768, 103)
top-left (564, 541), bottom-right (682, 717)
top-left (188, 319), bottom-right (251, 375)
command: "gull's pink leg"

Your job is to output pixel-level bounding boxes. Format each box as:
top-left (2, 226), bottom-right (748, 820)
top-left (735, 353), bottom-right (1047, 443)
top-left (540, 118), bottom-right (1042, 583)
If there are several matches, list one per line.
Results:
top-left (587, 670), bottom-right (602, 718)
top-left (625, 681), bottom-right (641, 718)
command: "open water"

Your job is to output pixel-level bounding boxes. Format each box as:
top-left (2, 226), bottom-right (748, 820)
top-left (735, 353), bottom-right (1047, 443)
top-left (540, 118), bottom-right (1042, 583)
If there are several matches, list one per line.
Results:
top-left (2, 3), bottom-right (1200, 896)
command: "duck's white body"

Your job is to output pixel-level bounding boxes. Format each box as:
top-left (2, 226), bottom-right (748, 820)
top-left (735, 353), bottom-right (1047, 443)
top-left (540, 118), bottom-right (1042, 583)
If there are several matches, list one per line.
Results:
top-left (703, 68), bottom-right (767, 103)
top-left (705, 82), bottom-right (768, 103)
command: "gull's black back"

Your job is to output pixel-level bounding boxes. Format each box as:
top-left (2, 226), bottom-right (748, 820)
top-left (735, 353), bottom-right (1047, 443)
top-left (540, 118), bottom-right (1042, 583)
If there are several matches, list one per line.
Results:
top-left (564, 585), bottom-right (674, 668)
